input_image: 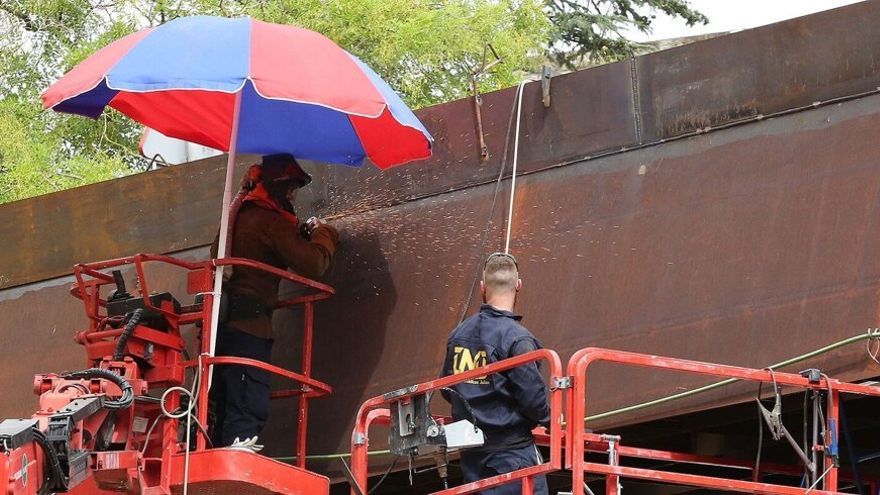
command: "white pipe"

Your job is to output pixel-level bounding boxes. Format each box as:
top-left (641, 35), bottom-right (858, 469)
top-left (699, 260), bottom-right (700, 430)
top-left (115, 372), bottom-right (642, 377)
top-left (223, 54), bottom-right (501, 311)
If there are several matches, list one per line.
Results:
top-left (504, 80), bottom-right (529, 255)
top-left (208, 90), bottom-right (242, 361)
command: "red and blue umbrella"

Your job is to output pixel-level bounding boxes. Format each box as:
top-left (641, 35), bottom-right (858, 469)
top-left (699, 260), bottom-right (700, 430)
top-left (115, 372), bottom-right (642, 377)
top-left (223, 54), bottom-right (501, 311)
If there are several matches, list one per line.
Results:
top-left (41, 15), bottom-right (435, 364)
top-left (41, 15), bottom-right (432, 168)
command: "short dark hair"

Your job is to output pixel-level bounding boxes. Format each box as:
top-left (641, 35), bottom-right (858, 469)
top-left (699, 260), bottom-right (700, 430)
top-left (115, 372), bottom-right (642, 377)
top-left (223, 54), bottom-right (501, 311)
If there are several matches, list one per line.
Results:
top-left (483, 252), bottom-right (519, 293)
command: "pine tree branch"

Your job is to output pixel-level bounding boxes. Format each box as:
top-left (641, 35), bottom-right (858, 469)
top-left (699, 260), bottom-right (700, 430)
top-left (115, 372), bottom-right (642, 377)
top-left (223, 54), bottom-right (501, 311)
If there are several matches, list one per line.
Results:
top-left (0, 4), bottom-right (41, 32)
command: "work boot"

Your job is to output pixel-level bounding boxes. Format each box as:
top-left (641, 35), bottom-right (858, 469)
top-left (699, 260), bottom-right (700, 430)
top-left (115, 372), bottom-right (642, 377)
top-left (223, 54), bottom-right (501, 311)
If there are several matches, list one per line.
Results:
top-left (229, 436), bottom-right (264, 452)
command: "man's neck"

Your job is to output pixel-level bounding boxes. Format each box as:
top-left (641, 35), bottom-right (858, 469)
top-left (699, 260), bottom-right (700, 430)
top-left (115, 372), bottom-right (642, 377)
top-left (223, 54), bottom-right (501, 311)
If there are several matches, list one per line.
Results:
top-left (485, 297), bottom-right (515, 313)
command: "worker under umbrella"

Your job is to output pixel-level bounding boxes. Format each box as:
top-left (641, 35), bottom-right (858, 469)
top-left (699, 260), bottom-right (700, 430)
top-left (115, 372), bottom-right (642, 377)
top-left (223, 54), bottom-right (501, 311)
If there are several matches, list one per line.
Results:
top-left (210, 153), bottom-right (339, 450)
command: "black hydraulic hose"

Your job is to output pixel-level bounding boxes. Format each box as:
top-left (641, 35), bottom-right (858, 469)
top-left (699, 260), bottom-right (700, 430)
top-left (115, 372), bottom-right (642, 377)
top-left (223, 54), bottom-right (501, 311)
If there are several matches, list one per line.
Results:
top-left (32, 428), bottom-right (68, 494)
top-left (30, 368), bottom-right (134, 493)
top-left (440, 387), bottom-right (479, 430)
top-left (62, 368), bottom-right (133, 410)
top-left (367, 455), bottom-right (399, 495)
top-left (113, 308), bottom-right (143, 361)
top-left (31, 428), bottom-right (53, 495)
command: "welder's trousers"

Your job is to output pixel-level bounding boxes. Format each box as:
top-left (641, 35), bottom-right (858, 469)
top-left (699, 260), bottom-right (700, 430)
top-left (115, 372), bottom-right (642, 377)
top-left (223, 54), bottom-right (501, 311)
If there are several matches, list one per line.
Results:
top-left (209, 324), bottom-right (273, 447)
top-left (459, 442), bottom-right (549, 494)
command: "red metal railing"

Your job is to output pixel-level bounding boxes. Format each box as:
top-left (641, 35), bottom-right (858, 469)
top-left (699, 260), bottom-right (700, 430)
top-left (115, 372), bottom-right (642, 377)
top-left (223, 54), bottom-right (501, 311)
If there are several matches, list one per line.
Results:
top-left (71, 253), bottom-right (334, 469)
top-left (350, 349), bottom-right (564, 495)
top-left (566, 347), bottom-right (880, 495)
top-left (351, 345), bottom-right (880, 494)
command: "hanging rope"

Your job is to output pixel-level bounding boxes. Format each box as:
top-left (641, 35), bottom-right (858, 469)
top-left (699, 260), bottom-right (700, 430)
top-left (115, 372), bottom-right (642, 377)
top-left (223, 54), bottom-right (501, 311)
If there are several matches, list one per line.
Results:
top-left (504, 80), bottom-right (529, 255)
top-left (456, 78), bottom-right (534, 323)
top-left (866, 327), bottom-right (880, 365)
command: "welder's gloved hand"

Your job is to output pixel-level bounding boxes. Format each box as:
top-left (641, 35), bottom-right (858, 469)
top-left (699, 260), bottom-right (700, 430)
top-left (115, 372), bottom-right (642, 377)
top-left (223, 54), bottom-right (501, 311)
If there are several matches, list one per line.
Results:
top-left (299, 216), bottom-right (321, 239)
top-left (310, 221), bottom-right (339, 256)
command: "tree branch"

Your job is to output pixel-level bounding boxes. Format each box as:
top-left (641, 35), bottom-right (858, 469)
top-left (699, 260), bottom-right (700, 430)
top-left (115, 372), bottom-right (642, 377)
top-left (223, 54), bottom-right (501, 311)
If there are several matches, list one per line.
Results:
top-left (0, 4), bottom-right (40, 32)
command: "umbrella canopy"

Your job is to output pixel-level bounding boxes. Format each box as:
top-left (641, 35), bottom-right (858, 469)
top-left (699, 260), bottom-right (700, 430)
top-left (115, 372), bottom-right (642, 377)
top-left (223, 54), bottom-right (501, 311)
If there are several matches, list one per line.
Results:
top-left (41, 15), bottom-right (435, 378)
top-left (42, 15), bottom-right (432, 168)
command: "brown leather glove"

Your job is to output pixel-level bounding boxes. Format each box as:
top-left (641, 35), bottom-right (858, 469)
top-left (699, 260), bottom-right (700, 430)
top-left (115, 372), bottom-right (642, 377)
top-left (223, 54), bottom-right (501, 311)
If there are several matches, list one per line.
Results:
top-left (310, 223), bottom-right (339, 256)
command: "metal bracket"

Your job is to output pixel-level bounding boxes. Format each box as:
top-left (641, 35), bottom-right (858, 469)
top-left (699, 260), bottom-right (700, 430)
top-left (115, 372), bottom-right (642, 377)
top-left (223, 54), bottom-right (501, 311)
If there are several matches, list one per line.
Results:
top-left (0, 419), bottom-right (37, 451)
top-left (800, 368), bottom-right (822, 384)
top-left (552, 376), bottom-right (573, 389)
top-left (352, 432), bottom-right (366, 446)
top-left (471, 44), bottom-right (502, 164)
top-left (542, 65), bottom-right (552, 108)
top-left (756, 371), bottom-right (816, 475)
top-left (607, 438), bottom-right (618, 466)
top-left (397, 399), bottom-right (417, 437)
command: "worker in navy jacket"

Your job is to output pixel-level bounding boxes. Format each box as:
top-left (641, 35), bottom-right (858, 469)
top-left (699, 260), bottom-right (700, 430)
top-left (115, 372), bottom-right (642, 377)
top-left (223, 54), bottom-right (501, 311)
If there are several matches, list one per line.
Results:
top-left (440, 252), bottom-right (550, 494)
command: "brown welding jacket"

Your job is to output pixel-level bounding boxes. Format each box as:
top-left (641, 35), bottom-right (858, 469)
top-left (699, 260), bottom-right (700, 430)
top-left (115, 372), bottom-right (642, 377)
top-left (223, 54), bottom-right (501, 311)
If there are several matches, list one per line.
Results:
top-left (212, 203), bottom-right (338, 339)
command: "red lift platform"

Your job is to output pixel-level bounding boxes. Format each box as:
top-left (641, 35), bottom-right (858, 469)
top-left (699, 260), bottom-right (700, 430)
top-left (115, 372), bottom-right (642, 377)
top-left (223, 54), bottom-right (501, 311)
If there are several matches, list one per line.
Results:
top-left (0, 253), bottom-right (334, 495)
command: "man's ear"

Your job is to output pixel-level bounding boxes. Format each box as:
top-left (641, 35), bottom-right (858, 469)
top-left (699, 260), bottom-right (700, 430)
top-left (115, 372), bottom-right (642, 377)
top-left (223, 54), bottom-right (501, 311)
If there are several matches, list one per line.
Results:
top-left (516, 278), bottom-right (522, 291)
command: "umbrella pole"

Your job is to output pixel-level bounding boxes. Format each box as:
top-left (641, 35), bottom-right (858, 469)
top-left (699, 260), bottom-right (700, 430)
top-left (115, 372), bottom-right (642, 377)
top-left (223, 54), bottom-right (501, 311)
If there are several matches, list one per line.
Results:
top-left (209, 90), bottom-right (243, 358)
top-left (198, 90), bottom-right (243, 456)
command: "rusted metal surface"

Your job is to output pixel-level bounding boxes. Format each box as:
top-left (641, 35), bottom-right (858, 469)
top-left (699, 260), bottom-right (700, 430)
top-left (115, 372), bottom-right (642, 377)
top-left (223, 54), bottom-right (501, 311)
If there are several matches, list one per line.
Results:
top-left (637, 1), bottom-right (880, 142)
top-left (7, 2), bottom-right (880, 291)
top-left (0, 155), bottom-right (258, 289)
top-left (277, 92), bottom-right (880, 465)
top-left (2, 1), bottom-right (880, 484)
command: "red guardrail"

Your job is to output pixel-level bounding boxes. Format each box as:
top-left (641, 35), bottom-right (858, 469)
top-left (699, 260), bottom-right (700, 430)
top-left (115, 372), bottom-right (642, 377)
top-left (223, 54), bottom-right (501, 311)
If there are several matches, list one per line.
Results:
top-left (350, 349), bottom-right (564, 495)
top-left (566, 348), bottom-right (880, 495)
top-left (71, 253), bottom-right (334, 468)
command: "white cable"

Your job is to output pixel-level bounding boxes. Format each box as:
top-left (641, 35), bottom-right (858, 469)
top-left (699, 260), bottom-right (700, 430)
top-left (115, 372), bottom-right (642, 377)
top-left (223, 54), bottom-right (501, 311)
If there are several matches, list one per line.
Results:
top-left (504, 80), bottom-right (530, 255)
top-left (184, 354), bottom-right (203, 495)
top-left (159, 354), bottom-right (203, 495)
top-left (804, 464), bottom-right (834, 494)
top-left (866, 327), bottom-right (880, 364)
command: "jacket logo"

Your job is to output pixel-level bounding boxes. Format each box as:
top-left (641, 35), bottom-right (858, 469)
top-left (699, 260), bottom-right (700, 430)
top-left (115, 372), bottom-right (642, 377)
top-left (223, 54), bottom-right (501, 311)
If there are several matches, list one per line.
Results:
top-left (453, 346), bottom-right (490, 385)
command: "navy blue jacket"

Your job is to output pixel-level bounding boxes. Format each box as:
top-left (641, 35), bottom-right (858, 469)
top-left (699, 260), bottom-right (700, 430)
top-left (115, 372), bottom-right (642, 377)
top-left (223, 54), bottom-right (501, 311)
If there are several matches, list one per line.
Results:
top-left (440, 304), bottom-right (550, 448)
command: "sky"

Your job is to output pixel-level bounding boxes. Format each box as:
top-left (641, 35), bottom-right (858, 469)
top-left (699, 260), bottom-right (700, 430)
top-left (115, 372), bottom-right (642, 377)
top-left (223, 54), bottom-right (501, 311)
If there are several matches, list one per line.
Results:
top-left (625, 0), bottom-right (865, 42)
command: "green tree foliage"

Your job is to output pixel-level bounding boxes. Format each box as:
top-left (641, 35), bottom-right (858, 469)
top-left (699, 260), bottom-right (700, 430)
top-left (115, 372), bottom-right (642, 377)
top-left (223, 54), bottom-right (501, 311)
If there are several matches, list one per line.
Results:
top-left (546, 0), bottom-right (708, 67)
top-left (0, 1), bottom-right (140, 202)
top-left (0, 0), bottom-right (704, 203)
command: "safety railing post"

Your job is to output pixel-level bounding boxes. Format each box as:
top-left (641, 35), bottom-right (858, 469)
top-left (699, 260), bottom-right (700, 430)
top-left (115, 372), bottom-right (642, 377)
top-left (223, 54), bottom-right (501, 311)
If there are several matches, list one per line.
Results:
top-left (297, 301), bottom-right (315, 469)
top-left (549, 373), bottom-right (564, 471)
top-left (605, 436), bottom-right (620, 495)
top-left (195, 292), bottom-right (214, 452)
top-left (350, 436), bottom-right (368, 495)
top-left (522, 475), bottom-right (534, 494)
top-left (565, 347), bottom-right (880, 495)
top-left (568, 350), bottom-right (589, 495)
top-left (825, 387), bottom-right (840, 491)
top-left (351, 408), bottom-right (389, 495)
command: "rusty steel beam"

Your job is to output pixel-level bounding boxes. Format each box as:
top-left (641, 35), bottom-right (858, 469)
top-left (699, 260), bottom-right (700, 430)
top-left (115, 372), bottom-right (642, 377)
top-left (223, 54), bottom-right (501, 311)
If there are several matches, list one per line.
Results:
top-left (6, 2), bottom-right (880, 291)
top-left (292, 92), bottom-right (880, 462)
top-left (2, 1), bottom-right (880, 483)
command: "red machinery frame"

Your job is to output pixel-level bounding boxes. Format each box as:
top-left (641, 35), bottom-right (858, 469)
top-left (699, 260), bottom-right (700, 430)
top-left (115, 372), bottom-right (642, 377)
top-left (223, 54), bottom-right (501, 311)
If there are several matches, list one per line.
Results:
top-left (350, 349), bottom-right (564, 495)
top-left (566, 348), bottom-right (880, 495)
top-left (69, 253), bottom-right (335, 493)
